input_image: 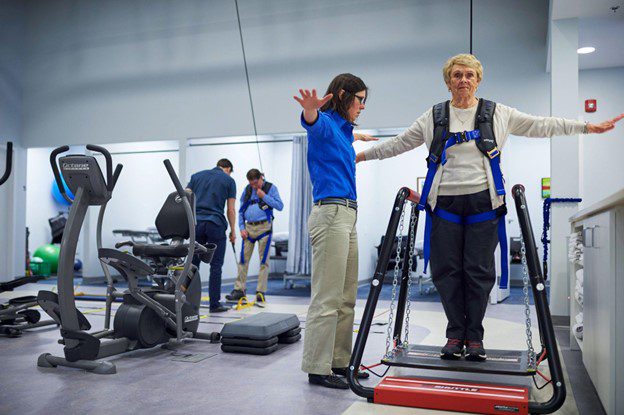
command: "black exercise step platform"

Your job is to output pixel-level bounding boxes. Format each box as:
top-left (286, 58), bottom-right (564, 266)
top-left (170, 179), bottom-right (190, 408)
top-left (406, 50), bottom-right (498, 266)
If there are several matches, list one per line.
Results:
top-left (220, 312), bottom-right (300, 341)
top-left (220, 312), bottom-right (300, 355)
top-left (221, 343), bottom-right (279, 355)
top-left (382, 344), bottom-right (530, 377)
top-left (221, 336), bottom-right (278, 348)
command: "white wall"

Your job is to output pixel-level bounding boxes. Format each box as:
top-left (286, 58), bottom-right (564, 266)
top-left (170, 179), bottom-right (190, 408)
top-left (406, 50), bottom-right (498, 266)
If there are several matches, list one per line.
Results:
top-left (579, 67), bottom-right (624, 206)
top-left (21, 0), bottom-right (473, 147)
top-left (0, 0), bottom-right (26, 281)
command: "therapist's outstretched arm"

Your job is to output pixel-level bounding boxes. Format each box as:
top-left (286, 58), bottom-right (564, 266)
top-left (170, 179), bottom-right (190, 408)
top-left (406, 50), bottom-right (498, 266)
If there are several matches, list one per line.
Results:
top-left (294, 89), bottom-right (333, 124)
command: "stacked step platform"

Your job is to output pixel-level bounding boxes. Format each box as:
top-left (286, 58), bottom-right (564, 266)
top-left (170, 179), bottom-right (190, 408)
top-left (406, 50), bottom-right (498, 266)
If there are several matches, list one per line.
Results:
top-left (220, 312), bottom-right (301, 355)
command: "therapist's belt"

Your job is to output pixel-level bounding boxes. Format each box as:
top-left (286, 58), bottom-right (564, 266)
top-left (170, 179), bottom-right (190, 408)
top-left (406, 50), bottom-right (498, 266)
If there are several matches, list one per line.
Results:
top-left (315, 198), bottom-right (357, 211)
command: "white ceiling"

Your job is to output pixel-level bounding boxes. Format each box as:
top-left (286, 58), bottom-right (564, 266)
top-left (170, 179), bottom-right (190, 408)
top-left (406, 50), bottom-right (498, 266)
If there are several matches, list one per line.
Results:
top-left (551, 0), bottom-right (624, 69)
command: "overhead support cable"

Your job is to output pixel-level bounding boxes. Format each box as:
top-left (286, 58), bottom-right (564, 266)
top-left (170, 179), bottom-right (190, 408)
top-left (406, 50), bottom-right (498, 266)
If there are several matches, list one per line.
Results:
top-left (234, 0), bottom-right (264, 172)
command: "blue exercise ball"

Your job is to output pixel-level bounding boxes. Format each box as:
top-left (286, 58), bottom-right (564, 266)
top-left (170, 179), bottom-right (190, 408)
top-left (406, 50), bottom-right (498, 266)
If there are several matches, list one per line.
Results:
top-left (51, 176), bottom-right (74, 205)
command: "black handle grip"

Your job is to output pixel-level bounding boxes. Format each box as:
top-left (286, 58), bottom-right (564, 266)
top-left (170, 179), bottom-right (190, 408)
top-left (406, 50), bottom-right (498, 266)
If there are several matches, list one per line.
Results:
top-left (115, 241), bottom-right (134, 249)
top-left (0, 141), bottom-right (13, 186)
top-left (163, 159), bottom-right (186, 197)
top-left (86, 144), bottom-right (113, 189)
top-left (111, 164), bottom-right (123, 191)
top-left (512, 184), bottom-right (525, 196)
top-left (49, 145), bottom-right (73, 204)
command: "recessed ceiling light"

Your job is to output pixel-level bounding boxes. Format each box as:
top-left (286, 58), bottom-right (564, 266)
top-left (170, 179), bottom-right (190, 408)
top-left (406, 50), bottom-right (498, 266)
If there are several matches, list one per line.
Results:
top-left (577, 47), bottom-right (596, 54)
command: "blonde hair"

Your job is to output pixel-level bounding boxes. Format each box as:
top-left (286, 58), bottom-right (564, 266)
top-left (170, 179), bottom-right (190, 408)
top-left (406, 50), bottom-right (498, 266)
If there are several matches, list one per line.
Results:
top-left (442, 54), bottom-right (483, 84)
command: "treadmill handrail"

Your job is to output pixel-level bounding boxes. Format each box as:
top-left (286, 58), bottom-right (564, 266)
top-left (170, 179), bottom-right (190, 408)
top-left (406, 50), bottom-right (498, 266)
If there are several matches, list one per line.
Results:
top-left (49, 145), bottom-right (73, 204)
top-left (0, 141), bottom-right (12, 186)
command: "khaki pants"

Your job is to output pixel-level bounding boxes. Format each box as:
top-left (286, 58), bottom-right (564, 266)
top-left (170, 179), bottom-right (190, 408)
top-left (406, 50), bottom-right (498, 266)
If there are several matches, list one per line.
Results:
top-left (301, 204), bottom-right (358, 375)
top-left (234, 221), bottom-right (272, 294)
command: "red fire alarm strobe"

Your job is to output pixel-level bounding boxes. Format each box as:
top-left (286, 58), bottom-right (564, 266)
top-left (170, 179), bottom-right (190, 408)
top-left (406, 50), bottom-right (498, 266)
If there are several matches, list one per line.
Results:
top-left (585, 99), bottom-right (597, 112)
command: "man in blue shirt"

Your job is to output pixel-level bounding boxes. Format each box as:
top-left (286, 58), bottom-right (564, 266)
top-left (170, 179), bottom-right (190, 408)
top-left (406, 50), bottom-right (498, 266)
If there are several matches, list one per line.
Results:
top-left (226, 168), bottom-right (283, 304)
top-left (187, 159), bottom-right (237, 313)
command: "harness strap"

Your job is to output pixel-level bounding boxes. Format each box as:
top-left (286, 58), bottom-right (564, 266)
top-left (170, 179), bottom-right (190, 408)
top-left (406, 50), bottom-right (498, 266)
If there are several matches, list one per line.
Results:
top-left (441, 129), bottom-right (481, 165)
top-left (239, 230), bottom-right (273, 265)
top-left (423, 206), bottom-right (508, 289)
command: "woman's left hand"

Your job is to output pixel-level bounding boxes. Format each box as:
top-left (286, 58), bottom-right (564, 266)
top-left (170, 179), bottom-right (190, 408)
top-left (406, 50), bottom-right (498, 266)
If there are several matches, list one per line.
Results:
top-left (587, 113), bottom-right (624, 134)
top-left (354, 133), bottom-right (379, 142)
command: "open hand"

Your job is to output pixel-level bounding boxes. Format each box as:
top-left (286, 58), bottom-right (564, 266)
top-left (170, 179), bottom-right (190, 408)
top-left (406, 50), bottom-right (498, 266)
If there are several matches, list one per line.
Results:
top-left (354, 133), bottom-right (379, 142)
top-left (587, 113), bottom-right (624, 134)
top-left (293, 89), bottom-right (333, 111)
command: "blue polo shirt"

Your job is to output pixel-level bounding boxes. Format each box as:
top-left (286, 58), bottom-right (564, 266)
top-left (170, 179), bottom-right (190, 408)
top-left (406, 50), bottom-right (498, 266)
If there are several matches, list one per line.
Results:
top-left (301, 110), bottom-right (356, 202)
top-left (187, 167), bottom-right (236, 227)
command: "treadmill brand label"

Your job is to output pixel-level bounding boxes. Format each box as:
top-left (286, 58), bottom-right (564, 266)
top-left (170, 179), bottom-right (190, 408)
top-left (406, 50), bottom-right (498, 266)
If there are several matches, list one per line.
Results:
top-left (184, 314), bottom-right (199, 323)
top-left (432, 385), bottom-right (479, 392)
top-left (493, 405), bottom-right (519, 412)
top-left (63, 163), bottom-right (90, 171)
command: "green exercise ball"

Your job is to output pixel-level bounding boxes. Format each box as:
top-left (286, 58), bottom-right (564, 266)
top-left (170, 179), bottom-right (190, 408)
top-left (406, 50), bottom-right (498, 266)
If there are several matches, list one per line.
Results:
top-left (33, 244), bottom-right (61, 274)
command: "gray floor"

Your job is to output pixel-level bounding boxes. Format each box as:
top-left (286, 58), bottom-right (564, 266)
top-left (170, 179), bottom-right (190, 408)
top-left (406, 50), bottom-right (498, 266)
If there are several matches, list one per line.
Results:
top-left (0, 283), bottom-right (605, 415)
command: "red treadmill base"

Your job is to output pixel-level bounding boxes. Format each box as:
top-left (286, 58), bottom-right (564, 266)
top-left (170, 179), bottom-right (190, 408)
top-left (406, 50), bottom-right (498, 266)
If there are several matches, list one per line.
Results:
top-left (375, 376), bottom-right (528, 415)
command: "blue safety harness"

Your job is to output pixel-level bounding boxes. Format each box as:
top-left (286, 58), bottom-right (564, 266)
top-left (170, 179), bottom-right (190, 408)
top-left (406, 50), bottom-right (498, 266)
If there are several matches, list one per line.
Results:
top-left (418, 99), bottom-right (509, 289)
top-left (239, 182), bottom-right (274, 266)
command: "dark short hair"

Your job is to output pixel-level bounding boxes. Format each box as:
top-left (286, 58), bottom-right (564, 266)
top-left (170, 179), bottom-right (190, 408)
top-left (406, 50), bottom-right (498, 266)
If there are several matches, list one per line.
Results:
top-left (217, 158), bottom-right (233, 171)
top-left (320, 73), bottom-right (368, 125)
top-left (246, 168), bottom-right (262, 181)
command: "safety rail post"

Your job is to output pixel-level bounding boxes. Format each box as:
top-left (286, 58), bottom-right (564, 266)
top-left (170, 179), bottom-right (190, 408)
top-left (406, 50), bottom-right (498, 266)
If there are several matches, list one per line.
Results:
top-left (513, 184), bottom-right (566, 414)
top-left (347, 187), bottom-right (418, 400)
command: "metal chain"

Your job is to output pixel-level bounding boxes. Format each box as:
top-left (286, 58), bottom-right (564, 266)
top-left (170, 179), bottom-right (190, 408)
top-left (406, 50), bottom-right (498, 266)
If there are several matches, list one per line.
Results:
top-left (403, 203), bottom-right (417, 347)
top-left (520, 236), bottom-right (537, 370)
top-left (385, 205), bottom-right (406, 358)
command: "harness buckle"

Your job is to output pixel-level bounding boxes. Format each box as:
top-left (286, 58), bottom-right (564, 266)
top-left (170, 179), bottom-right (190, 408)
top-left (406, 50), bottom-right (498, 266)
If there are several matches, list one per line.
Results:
top-left (487, 147), bottom-right (500, 159)
top-left (458, 131), bottom-right (468, 143)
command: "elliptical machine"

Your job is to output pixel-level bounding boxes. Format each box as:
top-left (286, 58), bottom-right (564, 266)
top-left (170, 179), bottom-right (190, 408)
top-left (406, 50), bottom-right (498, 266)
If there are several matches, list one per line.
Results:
top-left (1, 141), bottom-right (58, 337)
top-left (37, 145), bottom-right (219, 374)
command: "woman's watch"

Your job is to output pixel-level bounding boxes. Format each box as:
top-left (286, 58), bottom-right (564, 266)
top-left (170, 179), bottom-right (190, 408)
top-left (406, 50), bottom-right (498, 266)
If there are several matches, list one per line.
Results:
top-left (583, 122), bottom-right (589, 134)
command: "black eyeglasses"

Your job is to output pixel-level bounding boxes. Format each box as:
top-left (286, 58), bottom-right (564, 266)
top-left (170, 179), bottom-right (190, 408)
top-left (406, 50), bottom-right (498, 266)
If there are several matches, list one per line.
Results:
top-left (354, 94), bottom-right (367, 104)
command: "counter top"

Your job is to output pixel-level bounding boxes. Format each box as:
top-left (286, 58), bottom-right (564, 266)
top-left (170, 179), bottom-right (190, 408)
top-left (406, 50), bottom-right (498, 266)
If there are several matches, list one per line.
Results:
top-left (570, 188), bottom-right (624, 223)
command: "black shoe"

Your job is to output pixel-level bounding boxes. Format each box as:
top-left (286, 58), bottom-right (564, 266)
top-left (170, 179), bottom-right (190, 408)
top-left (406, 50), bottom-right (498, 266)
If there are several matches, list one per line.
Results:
top-left (465, 340), bottom-right (487, 361)
top-left (332, 367), bottom-right (370, 379)
top-left (225, 289), bottom-right (245, 301)
top-left (255, 292), bottom-right (265, 303)
top-left (308, 374), bottom-right (349, 390)
top-left (209, 305), bottom-right (229, 313)
top-left (440, 338), bottom-right (464, 360)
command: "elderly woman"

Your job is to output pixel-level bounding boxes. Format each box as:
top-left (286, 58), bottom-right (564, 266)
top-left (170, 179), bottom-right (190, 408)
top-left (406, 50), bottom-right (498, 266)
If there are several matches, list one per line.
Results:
top-left (356, 54), bottom-right (623, 362)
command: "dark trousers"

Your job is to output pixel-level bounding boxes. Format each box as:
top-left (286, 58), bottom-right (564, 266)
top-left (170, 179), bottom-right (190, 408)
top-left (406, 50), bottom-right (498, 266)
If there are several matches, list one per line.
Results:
top-left (430, 190), bottom-right (499, 341)
top-left (192, 220), bottom-right (227, 310)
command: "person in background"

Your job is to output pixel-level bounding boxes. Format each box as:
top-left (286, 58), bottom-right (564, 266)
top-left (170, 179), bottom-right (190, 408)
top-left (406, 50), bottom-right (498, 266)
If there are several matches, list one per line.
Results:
top-left (187, 158), bottom-right (237, 313)
top-left (226, 168), bottom-right (283, 304)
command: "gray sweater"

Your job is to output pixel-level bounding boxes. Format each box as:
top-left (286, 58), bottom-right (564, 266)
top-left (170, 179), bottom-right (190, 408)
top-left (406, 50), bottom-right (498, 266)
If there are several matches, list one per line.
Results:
top-left (363, 102), bottom-right (585, 209)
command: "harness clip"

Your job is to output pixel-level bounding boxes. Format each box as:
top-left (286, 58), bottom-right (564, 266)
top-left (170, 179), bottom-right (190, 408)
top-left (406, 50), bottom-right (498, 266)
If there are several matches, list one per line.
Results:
top-left (458, 131), bottom-right (468, 143)
top-left (487, 147), bottom-right (500, 159)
